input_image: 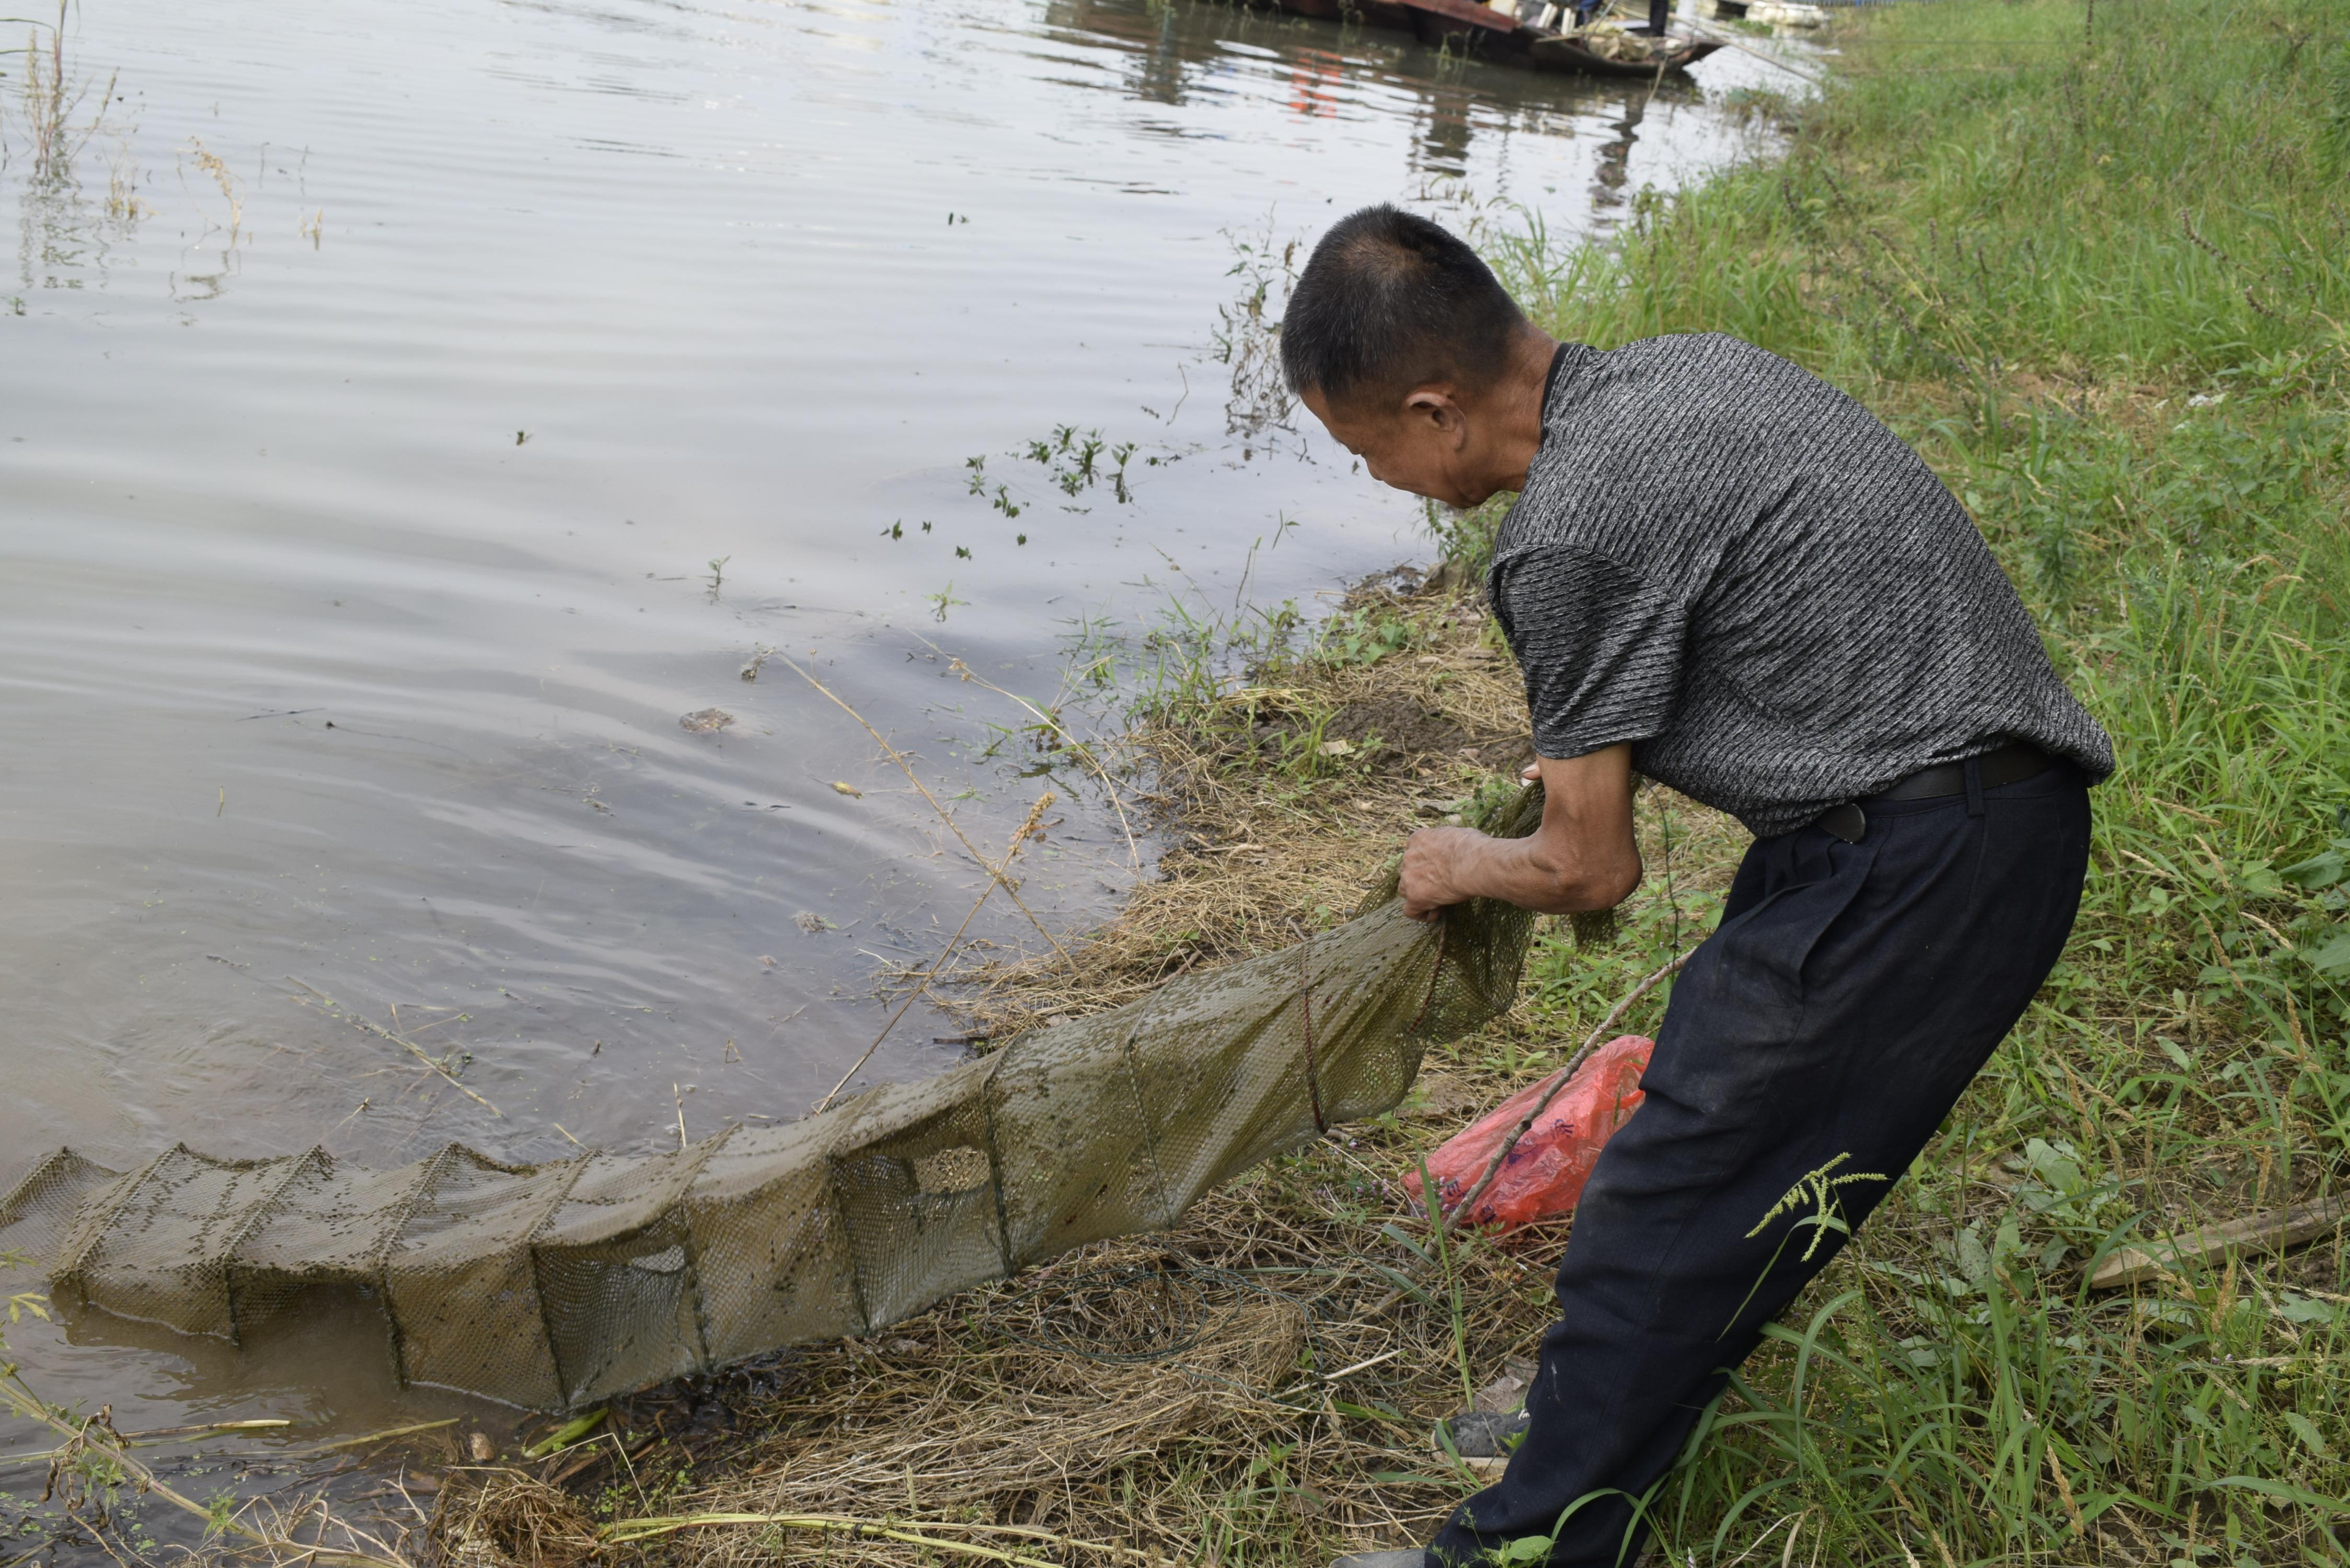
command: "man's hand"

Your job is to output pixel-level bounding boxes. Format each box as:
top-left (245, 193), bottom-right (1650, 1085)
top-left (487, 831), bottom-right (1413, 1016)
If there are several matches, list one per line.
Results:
top-left (1397, 826), bottom-right (1490, 920)
top-left (1398, 745), bottom-right (1642, 921)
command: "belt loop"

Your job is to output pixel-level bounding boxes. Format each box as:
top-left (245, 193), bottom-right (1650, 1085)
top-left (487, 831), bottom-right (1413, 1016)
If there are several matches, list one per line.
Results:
top-left (1964, 754), bottom-right (1985, 817)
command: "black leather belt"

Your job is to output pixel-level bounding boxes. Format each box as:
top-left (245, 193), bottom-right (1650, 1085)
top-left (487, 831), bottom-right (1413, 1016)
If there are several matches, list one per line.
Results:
top-left (1814, 741), bottom-right (2054, 843)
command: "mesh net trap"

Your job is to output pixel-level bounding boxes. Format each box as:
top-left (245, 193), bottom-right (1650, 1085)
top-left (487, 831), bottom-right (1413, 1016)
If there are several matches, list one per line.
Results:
top-left (0, 788), bottom-right (1545, 1410)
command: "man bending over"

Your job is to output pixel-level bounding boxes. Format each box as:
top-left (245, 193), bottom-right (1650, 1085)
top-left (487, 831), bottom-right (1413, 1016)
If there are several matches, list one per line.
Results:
top-left (1283, 205), bottom-right (2111, 1568)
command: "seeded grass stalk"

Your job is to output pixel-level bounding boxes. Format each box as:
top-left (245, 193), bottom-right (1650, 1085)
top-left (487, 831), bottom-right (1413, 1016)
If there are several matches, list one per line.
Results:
top-left (1416, 1154), bottom-right (1479, 1414)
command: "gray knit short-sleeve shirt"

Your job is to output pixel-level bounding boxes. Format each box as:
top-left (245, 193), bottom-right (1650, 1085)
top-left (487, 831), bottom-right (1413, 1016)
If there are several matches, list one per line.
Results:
top-left (1489, 333), bottom-right (2112, 838)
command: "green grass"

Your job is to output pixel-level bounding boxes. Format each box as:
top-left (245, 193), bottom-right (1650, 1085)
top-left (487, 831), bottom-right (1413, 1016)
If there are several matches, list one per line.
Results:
top-left (1501, 0), bottom-right (2349, 384)
top-left (1452, 0), bottom-right (2350, 1559)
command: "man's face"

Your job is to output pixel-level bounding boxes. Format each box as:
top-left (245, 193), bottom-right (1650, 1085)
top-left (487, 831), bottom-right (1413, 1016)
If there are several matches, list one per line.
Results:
top-left (1300, 385), bottom-right (1491, 509)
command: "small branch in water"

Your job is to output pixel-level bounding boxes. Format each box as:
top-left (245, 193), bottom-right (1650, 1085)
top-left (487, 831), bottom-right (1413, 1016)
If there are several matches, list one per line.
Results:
top-left (285, 977), bottom-right (503, 1119)
top-left (1669, 18), bottom-right (1825, 85)
top-left (292, 1417), bottom-right (460, 1459)
top-left (0, 1419), bottom-right (293, 1472)
top-left (909, 629), bottom-right (1142, 875)
top-left (0, 1370), bottom-right (410, 1568)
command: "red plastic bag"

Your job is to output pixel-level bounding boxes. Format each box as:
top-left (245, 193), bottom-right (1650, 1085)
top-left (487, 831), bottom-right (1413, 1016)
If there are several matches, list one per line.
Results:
top-left (1402, 1035), bottom-right (1654, 1233)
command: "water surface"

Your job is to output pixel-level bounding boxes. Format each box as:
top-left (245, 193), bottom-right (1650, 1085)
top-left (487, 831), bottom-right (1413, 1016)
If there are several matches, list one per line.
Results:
top-left (0, 0), bottom-right (1779, 1481)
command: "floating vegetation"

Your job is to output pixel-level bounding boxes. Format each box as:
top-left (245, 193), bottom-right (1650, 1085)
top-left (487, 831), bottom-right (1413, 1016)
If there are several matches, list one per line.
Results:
top-left (1212, 218), bottom-right (1300, 441)
top-left (964, 427), bottom-right (1141, 527)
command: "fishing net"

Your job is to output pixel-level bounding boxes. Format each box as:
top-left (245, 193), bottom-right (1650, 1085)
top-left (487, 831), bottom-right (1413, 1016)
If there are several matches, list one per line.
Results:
top-left (0, 788), bottom-right (1545, 1410)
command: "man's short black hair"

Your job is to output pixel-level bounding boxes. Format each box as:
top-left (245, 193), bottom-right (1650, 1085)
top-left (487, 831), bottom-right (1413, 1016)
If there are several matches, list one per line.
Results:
top-left (1281, 204), bottom-right (1529, 409)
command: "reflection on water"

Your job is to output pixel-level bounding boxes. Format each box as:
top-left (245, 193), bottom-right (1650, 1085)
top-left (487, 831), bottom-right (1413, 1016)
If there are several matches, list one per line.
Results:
top-left (1593, 90), bottom-right (1653, 209)
top-left (0, 0), bottom-right (1785, 1496)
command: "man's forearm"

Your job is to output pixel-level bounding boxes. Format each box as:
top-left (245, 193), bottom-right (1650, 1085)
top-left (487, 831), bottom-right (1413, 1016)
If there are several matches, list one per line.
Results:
top-left (1399, 747), bottom-right (1642, 919)
top-left (1454, 823), bottom-right (1638, 914)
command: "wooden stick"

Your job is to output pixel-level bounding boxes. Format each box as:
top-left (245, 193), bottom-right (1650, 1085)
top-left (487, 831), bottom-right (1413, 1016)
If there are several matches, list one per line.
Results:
top-left (1667, 15), bottom-right (1828, 84)
top-left (2089, 1195), bottom-right (2345, 1290)
top-left (597, 1511), bottom-right (1165, 1563)
top-left (292, 1417), bottom-right (460, 1457)
top-left (1317, 1347), bottom-right (1403, 1382)
top-left (3, 1415), bottom-right (292, 1463)
top-left (782, 654), bottom-right (1072, 966)
top-left (1434, 950), bottom-right (1691, 1237)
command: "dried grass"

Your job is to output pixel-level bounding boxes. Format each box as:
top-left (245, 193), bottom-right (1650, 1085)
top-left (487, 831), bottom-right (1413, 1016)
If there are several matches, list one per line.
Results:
top-left (614, 1203), bottom-right (1556, 1568)
top-left (428, 578), bottom-right (1742, 1568)
top-left (433, 1473), bottom-right (600, 1568)
top-left (951, 579), bottom-right (1541, 1035)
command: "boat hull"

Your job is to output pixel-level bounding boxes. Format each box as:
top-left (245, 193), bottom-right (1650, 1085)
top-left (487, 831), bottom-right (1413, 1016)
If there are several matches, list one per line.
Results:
top-left (1528, 29), bottom-right (1722, 73)
top-left (1263, 0), bottom-right (1723, 76)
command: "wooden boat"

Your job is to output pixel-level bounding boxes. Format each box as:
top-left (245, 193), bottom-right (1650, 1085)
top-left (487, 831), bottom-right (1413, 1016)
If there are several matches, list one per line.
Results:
top-left (1267, 0), bottom-right (1724, 75)
top-left (1528, 27), bottom-right (1722, 74)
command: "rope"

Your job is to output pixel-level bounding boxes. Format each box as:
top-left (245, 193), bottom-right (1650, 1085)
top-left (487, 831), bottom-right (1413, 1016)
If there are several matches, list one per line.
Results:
top-left (1292, 919), bottom-right (1327, 1135)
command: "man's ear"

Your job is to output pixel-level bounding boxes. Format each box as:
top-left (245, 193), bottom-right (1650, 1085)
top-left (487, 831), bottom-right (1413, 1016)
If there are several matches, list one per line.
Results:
top-left (1401, 386), bottom-right (1467, 443)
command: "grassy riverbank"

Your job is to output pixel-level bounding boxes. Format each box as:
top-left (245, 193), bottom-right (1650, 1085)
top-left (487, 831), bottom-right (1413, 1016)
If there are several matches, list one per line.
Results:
top-left (439, 2), bottom-right (2350, 1564)
top-left (1468, 0), bottom-right (2350, 1560)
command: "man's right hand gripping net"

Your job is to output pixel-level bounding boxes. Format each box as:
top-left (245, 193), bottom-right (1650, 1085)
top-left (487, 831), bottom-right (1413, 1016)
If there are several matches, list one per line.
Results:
top-left (0, 788), bottom-right (1546, 1411)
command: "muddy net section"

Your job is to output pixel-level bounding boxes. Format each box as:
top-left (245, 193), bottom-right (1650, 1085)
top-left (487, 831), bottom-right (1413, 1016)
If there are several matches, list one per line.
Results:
top-left (0, 788), bottom-right (1545, 1410)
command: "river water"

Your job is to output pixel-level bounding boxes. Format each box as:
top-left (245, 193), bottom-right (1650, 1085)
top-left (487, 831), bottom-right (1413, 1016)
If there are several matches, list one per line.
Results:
top-left (0, 0), bottom-right (1781, 1500)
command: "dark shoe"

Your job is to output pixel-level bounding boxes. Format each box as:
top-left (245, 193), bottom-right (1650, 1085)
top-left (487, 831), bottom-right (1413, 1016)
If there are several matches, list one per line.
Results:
top-left (1473, 1356), bottom-right (1538, 1413)
top-left (1436, 1408), bottom-right (1529, 1458)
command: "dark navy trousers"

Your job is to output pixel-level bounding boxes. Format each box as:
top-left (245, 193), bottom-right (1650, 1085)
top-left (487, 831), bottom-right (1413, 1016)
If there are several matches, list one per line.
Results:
top-left (1429, 763), bottom-right (2091, 1567)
